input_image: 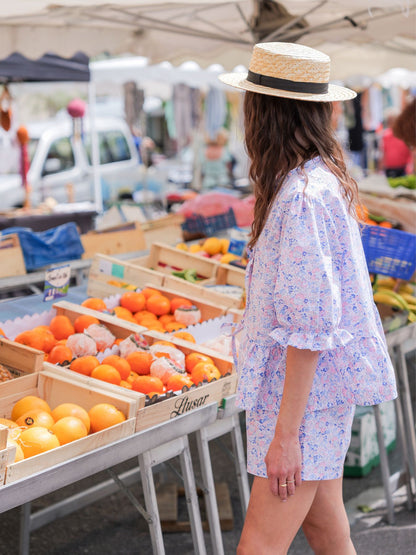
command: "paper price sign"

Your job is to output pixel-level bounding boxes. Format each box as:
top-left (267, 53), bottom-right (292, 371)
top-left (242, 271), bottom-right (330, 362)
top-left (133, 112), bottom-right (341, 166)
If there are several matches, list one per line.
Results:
top-left (43, 264), bottom-right (71, 301)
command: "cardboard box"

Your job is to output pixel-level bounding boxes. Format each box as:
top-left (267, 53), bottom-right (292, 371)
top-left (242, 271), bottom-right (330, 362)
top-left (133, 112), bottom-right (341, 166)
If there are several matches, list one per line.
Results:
top-left (344, 401), bottom-right (396, 477)
top-left (0, 369), bottom-right (139, 485)
top-left (0, 234), bottom-right (26, 278)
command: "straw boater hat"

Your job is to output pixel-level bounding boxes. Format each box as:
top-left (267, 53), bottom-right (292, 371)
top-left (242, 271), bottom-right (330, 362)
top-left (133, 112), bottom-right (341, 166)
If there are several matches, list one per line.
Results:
top-left (219, 42), bottom-right (356, 102)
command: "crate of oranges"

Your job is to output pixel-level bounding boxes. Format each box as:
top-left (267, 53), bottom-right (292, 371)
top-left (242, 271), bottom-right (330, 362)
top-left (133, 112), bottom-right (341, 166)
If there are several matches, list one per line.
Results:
top-left (40, 307), bottom-right (236, 432)
top-left (0, 368), bottom-right (139, 485)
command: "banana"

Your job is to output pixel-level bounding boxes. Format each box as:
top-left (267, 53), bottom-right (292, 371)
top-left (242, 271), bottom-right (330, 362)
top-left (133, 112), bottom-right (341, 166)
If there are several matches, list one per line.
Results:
top-left (376, 277), bottom-right (396, 289)
top-left (373, 288), bottom-right (410, 311)
top-left (399, 283), bottom-right (415, 295)
top-left (400, 292), bottom-right (416, 305)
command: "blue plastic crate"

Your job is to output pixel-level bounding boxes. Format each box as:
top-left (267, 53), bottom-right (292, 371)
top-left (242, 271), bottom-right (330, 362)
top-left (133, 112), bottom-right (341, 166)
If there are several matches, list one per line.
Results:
top-left (361, 225), bottom-right (416, 280)
top-left (182, 208), bottom-right (237, 235)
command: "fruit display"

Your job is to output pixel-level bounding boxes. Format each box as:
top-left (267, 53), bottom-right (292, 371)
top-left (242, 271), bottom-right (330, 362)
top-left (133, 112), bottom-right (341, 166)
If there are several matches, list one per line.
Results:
top-left (357, 203), bottom-right (395, 228)
top-left (175, 236), bottom-right (246, 266)
top-left (387, 174), bottom-right (416, 190)
top-left (2, 395), bottom-right (126, 461)
top-left (373, 276), bottom-right (416, 327)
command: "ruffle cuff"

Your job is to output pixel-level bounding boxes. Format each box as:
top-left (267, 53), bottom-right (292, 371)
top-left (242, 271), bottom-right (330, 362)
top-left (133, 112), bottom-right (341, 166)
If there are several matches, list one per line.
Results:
top-left (268, 326), bottom-right (354, 351)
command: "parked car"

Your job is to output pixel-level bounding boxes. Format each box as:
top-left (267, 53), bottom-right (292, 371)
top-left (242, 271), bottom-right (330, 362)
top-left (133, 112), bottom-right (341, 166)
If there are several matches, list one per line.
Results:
top-left (0, 115), bottom-right (164, 210)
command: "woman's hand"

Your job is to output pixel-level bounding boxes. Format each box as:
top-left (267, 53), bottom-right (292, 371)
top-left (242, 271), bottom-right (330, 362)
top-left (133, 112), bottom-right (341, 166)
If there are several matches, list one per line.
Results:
top-left (264, 431), bottom-right (302, 501)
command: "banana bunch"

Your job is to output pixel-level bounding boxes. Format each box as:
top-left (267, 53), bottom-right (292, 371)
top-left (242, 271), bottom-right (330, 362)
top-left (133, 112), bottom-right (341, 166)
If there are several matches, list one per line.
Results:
top-left (373, 277), bottom-right (416, 324)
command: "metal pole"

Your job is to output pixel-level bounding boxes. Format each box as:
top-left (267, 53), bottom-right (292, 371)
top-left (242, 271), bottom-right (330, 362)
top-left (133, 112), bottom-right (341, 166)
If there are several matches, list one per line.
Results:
top-left (88, 81), bottom-right (103, 214)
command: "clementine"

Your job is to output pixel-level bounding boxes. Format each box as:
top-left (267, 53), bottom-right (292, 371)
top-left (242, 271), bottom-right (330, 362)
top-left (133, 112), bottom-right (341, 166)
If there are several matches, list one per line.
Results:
top-left (11, 396), bottom-right (52, 422)
top-left (134, 310), bottom-right (158, 324)
top-left (166, 373), bottom-right (194, 392)
top-left (170, 297), bottom-right (193, 313)
top-left (158, 314), bottom-right (176, 326)
top-left (172, 331), bottom-right (196, 343)
top-left (146, 295), bottom-right (171, 316)
top-left (70, 355), bottom-right (100, 377)
top-left (88, 403), bottom-right (126, 433)
top-left (185, 352), bottom-right (214, 373)
top-left (74, 314), bottom-right (100, 333)
top-left (120, 380), bottom-right (133, 389)
top-left (49, 315), bottom-right (75, 340)
top-left (164, 322), bottom-right (187, 332)
top-left (152, 340), bottom-right (176, 348)
top-left (102, 355), bottom-right (131, 380)
top-left (120, 291), bottom-right (146, 313)
top-left (126, 370), bottom-right (139, 384)
top-left (91, 364), bottom-right (121, 385)
top-left (112, 306), bottom-right (136, 322)
top-left (32, 326), bottom-right (57, 353)
top-left (141, 287), bottom-right (162, 299)
top-left (126, 351), bottom-right (153, 375)
top-left (47, 344), bottom-right (73, 365)
top-left (51, 403), bottom-right (91, 433)
top-left (81, 297), bottom-right (107, 311)
top-left (14, 329), bottom-right (45, 351)
top-left (191, 362), bottom-right (221, 385)
top-left (131, 375), bottom-right (164, 395)
top-left (51, 416), bottom-right (88, 445)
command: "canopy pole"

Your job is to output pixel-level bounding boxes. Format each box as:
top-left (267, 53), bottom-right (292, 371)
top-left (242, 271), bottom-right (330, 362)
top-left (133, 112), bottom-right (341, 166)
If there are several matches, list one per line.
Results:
top-left (88, 81), bottom-right (103, 214)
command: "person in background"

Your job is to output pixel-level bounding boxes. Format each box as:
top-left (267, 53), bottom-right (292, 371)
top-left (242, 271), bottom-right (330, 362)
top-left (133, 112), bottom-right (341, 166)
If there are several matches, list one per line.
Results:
top-left (381, 107), bottom-right (413, 177)
top-left (200, 128), bottom-right (233, 190)
top-left (393, 97), bottom-right (416, 151)
top-left (131, 126), bottom-right (156, 167)
top-left (219, 42), bottom-right (397, 554)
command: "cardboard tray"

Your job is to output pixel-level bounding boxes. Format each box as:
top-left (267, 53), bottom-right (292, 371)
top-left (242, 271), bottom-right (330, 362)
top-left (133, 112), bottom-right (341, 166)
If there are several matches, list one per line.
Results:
top-left (0, 369), bottom-right (139, 485)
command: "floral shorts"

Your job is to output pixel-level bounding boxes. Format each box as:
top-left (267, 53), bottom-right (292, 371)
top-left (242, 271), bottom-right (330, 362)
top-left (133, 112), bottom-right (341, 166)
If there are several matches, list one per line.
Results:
top-left (246, 404), bottom-right (355, 481)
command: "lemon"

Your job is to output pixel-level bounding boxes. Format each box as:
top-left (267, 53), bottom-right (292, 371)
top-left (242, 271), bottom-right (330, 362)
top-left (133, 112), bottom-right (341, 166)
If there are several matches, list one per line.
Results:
top-left (219, 238), bottom-right (230, 254)
top-left (203, 237), bottom-right (222, 256)
top-left (189, 244), bottom-right (202, 253)
top-left (220, 253), bottom-right (239, 264)
top-left (176, 242), bottom-right (188, 251)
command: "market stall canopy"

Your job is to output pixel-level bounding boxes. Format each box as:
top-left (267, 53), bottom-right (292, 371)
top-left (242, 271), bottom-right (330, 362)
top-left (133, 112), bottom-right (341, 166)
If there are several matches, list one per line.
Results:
top-left (0, 1), bottom-right (415, 78)
top-left (0, 52), bottom-right (90, 83)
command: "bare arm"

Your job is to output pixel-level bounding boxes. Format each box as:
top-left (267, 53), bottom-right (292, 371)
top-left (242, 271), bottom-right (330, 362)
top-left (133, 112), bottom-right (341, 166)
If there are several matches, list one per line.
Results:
top-left (265, 345), bottom-right (320, 499)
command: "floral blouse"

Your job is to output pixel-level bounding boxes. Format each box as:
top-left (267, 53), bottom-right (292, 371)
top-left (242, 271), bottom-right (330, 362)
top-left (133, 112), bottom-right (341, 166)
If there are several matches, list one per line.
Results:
top-left (235, 157), bottom-right (397, 414)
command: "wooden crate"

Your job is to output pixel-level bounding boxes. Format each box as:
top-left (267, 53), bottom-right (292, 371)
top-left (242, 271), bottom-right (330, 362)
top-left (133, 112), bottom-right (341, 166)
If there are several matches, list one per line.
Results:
top-left (81, 222), bottom-right (146, 259)
top-left (0, 369), bottom-right (139, 485)
top-left (163, 275), bottom-right (244, 310)
top-left (53, 300), bottom-right (147, 337)
top-left (0, 234), bottom-right (26, 278)
top-left (47, 331), bottom-right (236, 433)
top-left (128, 242), bottom-right (219, 282)
top-left (0, 337), bottom-right (44, 378)
top-left (140, 213), bottom-right (185, 248)
top-left (87, 253), bottom-right (165, 298)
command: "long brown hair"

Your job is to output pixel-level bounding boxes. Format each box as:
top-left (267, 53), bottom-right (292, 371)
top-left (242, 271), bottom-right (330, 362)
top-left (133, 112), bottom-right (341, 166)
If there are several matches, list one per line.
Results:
top-left (244, 92), bottom-right (359, 249)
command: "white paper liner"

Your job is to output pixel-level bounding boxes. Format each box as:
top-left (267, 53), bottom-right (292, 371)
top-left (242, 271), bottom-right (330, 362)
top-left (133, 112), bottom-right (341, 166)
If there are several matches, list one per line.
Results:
top-left (176, 313), bottom-right (234, 344)
top-left (0, 309), bottom-right (56, 340)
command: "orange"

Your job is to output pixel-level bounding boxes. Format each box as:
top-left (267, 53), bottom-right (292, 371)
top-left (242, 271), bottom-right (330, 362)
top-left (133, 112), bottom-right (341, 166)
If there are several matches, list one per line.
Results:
top-left (185, 352), bottom-right (214, 373)
top-left (14, 329), bottom-right (45, 351)
top-left (81, 297), bottom-right (107, 311)
top-left (134, 310), bottom-right (158, 324)
top-left (49, 315), bottom-right (75, 340)
top-left (17, 426), bottom-right (60, 458)
top-left (51, 416), bottom-right (88, 445)
top-left (70, 355), bottom-right (100, 377)
top-left (131, 375), bottom-right (164, 395)
top-left (379, 221), bottom-right (393, 228)
top-left (166, 373), bottom-right (194, 392)
top-left (73, 314), bottom-right (100, 333)
top-left (32, 326), bottom-right (57, 353)
top-left (91, 364), bottom-right (121, 385)
top-left (120, 380), bottom-right (133, 389)
top-left (0, 417), bottom-right (19, 430)
top-left (47, 344), bottom-right (73, 365)
top-left (11, 396), bottom-right (52, 422)
top-left (145, 322), bottom-right (166, 332)
top-left (356, 204), bottom-right (369, 222)
top-left (164, 322), bottom-right (187, 332)
top-left (126, 351), bottom-right (153, 375)
top-left (365, 219), bottom-right (378, 226)
top-left (170, 297), bottom-right (193, 313)
top-left (152, 340), bottom-right (176, 348)
top-left (112, 306), bottom-right (136, 322)
top-left (191, 362), bottom-right (221, 385)
top-left (158, 314), bottom-right (176, 326)
top-left (88, 403), bottom-right (126, 433)
top-left (137, 318), bottom-right (161, 329)
top-left (141, 287), bottom-right (162, 299)
top-left (126, 370), bottom-right (139, 384)
top-left (146, 295), bottom-right (171, 316)
top-left (0, 327), bottom-right (6, 337)
top-left (172, 331), bottom-right (196, 343)
top-left (102, 355), bottom-right (131, 380)
top-left (51, 403), bottom-right (91, 433)
top-left (120, 291), bottom-right (146, 313)
top-left (16, 409), bottom-right (55, 429)
top-left (203, 237), bottom-right (222, 256)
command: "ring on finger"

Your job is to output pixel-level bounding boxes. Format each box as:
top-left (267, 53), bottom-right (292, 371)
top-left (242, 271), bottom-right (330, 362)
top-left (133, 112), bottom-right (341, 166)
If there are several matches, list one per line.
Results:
top-left (280, 483), bottom-right (287, 487)
top-left (287, 480), bottom-right (295, 484)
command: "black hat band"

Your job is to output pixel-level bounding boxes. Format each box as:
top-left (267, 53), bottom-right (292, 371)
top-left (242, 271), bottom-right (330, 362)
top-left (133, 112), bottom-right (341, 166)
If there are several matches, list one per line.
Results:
top-left (247, 70), bottom-right (328, 95)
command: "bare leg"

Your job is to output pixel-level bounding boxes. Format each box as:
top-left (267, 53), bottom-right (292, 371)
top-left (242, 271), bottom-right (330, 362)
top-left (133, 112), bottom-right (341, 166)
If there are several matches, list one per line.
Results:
top-left (237, 476), bottom-right (319, 555)
top-left (302, 477), bottom-right (356, 555)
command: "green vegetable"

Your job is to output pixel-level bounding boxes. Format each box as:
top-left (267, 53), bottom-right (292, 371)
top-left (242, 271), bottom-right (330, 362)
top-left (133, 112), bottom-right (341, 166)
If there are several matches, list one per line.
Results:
top-left (387, 175), bottom-right (416, 189)
top-left (171, 268), bottom-right (198, 283)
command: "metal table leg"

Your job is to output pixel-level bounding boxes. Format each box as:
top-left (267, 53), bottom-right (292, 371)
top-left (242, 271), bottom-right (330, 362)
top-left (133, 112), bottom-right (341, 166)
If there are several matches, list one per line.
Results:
top-left (374, 405), bottom-right (395, 525)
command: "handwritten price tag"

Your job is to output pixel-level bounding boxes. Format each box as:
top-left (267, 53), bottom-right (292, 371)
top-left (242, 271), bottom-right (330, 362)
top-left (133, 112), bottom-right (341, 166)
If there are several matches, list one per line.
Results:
top-left (43, 264), bottom-right (71, 301)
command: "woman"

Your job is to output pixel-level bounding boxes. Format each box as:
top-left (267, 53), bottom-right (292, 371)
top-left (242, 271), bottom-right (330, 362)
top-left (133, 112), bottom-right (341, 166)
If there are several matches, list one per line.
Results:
top-left (220, 43), bottom-right (397, 554)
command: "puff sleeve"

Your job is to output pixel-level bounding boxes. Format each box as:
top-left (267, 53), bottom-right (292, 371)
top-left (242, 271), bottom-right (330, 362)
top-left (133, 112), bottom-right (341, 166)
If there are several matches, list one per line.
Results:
top-left (270, 191), bottom-right (354, 350)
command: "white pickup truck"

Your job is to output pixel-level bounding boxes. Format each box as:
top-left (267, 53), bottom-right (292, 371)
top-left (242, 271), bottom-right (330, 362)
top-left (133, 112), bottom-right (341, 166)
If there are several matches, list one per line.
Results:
top-left (0, 115), bottom-right (163, 210)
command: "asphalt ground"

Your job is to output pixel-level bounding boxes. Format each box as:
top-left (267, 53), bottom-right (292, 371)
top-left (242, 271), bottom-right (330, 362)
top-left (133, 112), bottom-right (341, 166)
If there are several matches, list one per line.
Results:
top-left (0, 352), bottom-right (415, 554)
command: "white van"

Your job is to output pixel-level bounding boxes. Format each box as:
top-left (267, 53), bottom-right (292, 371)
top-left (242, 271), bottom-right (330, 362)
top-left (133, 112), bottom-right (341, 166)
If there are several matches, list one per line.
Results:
top-left (0, 115), bottom-right (164, 210)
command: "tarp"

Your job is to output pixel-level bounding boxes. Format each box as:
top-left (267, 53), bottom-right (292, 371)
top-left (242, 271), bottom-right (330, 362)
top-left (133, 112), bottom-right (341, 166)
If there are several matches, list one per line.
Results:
top-left (0, 51), bottom-right (90, 83)
top-left (0, 2), bottom-right (414, 77)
